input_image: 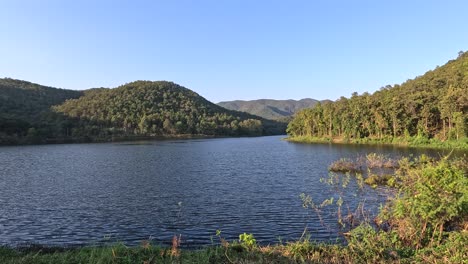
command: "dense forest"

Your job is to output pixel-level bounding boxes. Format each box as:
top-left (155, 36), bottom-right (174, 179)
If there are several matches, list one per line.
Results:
top-left (0, 79), bottom-right (285, 145)
top-left (218, 98), bottom-right (324, 120)
top-left (287, 52), bottom-right (468, 144)
top-left (0, 79), bottom-right (83, 144)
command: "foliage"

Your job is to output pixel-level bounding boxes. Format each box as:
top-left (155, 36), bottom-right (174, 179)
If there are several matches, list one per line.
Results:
top-left (364, 173), bottom-right (394, 188)
top-left (53, 81), bottom-right (274, 138)
top-left (0, 78), bottom-right (83, 123)
top-left (238, 233), bottom-right (257, 249)
top-left (380, 156), bottom-right (468, 249)
top-left (0, 79), bottom-right (286, 145)
top-left (0, 78), bottom-right (83, 144)
top-left (316, 155), bottom-right (467, 262)
top-left (327, 153), bottom-right (400, 188)
top-left (287, 52), bottom-right (468, 148)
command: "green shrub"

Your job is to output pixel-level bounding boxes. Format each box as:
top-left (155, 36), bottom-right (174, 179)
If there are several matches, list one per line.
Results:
top-left (381, 158), bottom-right (467, 248)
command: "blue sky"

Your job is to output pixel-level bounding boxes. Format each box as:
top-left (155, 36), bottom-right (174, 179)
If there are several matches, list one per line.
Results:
top-left (1, 0), bottom-right (467, 102)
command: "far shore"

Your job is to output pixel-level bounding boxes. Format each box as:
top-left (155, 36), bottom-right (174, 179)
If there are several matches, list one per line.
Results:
top-left (0, 133), bottom-right (287, 147)
top-left (284, 135), bottom-right (468, 150)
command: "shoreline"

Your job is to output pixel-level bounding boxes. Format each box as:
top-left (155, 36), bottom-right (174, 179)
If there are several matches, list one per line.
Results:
top-left (284, 135), bottom-right (468, 150)
top-left (0, 133), bottom-right (286, 147)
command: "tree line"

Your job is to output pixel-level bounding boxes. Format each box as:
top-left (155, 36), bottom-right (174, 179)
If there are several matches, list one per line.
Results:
top-left (287, 52), bottom-right (468, 142)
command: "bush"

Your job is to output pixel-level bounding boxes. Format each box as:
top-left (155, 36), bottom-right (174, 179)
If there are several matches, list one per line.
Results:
top-left (380, 158), bottom-right (467, 248)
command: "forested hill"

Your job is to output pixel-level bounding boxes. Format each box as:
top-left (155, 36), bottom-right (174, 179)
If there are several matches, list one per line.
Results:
top-left (54, 81), bottom-right (285, 137)
top-left (287, 52), bottom-right (468, 145)
top-left (217, 98), bottom-right (322, 120)
top-left (0, 79), bottom-right (285, 145)
top-left (0, 78), bottom-right (83, 122)
top-left (0, 78), bottom-right (83, 142)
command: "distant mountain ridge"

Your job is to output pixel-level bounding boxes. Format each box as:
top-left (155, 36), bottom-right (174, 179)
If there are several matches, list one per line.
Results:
top-left (218, 98), bottom-right (326, 120)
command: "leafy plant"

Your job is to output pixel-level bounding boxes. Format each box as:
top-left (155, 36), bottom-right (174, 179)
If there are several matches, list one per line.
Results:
top-left (239, 233), bottom-right (257, 249)
top-left (380, 157), bottom-right (467, 248)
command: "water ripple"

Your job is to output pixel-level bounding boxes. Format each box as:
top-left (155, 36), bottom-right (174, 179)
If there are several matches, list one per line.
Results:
top-left (0, 136), bottom-right (453, 247)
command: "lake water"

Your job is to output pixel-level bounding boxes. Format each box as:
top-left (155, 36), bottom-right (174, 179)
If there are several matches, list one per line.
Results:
top-left (0, 136), bottom-right (459, 247)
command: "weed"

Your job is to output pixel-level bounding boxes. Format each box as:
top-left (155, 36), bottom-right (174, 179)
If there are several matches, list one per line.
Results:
top-left (239, 233), bottom-right (257, 249)
top-left (171, 234), bottom-right (181, 257)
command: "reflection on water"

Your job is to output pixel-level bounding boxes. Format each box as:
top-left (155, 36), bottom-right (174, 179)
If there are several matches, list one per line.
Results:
top-left (0, 136), bottom-right (460, 247)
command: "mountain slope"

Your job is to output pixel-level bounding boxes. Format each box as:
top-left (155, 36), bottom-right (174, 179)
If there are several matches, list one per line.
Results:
top-left (0, 78), bottom-right (83, 122)
top-left (218, 98), bottom-right (321, 120)
top-left (287, 52), bottom-right (468, 143)
top-left (0, 78), bottom-right (83, 141)
top-left (0, 79), bottom-right (285, 145)
top-left (52, 81), bottom-right (285, 138)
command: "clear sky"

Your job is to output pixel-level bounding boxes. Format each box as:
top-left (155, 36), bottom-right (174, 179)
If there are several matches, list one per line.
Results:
top-left (1, 0), bottom-right (467, 102)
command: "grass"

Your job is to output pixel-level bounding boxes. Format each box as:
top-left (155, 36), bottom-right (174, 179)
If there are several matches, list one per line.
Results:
top-left (328, 158), bottom-right (363, 173)
top-left (2, 232), bottom-right (466, 263)
top-left (328, 153), bottom-right (466, 189)
top-left (284, 135), bottom-right (333, 144)
top-left (364, 173), bottom-right (394, 188)
top-left (0, 243), bottom-right (230, 264)
top-left (328, 153), bottom-right (399, 174)
top-left (0, 241), bottom-right (351, 264)
top-left (365, 153), bottom-right (399, 169)
top-left (328, 153), bottom-right (400, 188)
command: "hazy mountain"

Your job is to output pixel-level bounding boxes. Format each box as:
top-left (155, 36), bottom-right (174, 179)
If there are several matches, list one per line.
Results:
top-left (218, 98), bottom-right (323, 120)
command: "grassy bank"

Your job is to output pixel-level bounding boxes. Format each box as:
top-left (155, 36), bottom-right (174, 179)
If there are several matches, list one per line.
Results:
top-left (1, 156), bottom-right (466, 263)
top-left (1, 232), bottom-right (466, 264)
top-left (1, 242), bottom-right (348, 264)
top-left (285, 135), bottom-right (468, 149)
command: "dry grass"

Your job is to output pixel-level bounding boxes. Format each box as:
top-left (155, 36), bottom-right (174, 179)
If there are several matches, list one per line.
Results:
top-left (328, 158), bottom-right (363, 173)
top-left (365, 153), bottom-right (399, 169)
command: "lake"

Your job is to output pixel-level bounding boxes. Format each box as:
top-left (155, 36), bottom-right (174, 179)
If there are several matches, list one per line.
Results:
top-left (0, 136), bottom-right (458, 247)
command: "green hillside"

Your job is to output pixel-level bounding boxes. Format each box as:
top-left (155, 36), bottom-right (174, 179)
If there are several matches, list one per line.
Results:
top-left (0, 78), bottom-right (83, 121)
top-left (0, 78), bottom-right (83, 142)
top-left (287, 52), bottom-right (468, 148)
top-left (0, 79), bottom-right (285, 145)
top-left (54, 81), bottom-right (285, 138)
top-left (218, 98), bottom-right (321, 120)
